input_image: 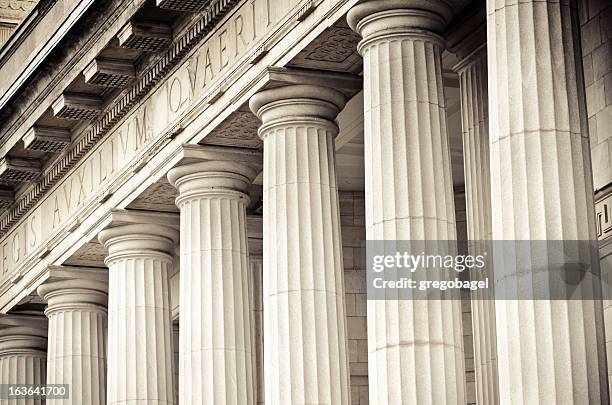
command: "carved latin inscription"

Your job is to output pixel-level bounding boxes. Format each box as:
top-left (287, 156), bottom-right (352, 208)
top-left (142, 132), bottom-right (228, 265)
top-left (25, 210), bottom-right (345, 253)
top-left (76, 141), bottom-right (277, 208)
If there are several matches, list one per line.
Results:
top-left (0, 0), bottom-right (300, 279)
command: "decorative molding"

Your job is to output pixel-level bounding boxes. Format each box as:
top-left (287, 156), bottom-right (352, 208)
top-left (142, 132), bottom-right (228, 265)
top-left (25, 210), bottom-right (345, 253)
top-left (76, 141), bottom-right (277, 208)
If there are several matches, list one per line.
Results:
top-left (201, 111), bottom-right (262, 149)
top-left (295, 0), bottom-right (315, 21)
top-left (0, 0), bottom-right (36, 19)
top-left (52, 93), bottom-right (103, 120)
top-left (288, 24), bottom-right (361, 73)
top-left (0, 0), bottom-right (242, 234)
top-left (128, 181), bottom-right (179, 213)
top-left (23, 126), bottom-right (71, 153)
top-left (63, 242), bottom-right (107, 268)
top-left (0, 157), bottom-right (41, 184)
top-left (0, 0), bottom-right (122, 138)
top-left (117, 20), bottom-right (172, 51)
top-left (0, 0), bottom-right (93, 117)
top-left (83, 58), bottom-right (135, 88)
top-left (596, 192), bottom-right (612, 240)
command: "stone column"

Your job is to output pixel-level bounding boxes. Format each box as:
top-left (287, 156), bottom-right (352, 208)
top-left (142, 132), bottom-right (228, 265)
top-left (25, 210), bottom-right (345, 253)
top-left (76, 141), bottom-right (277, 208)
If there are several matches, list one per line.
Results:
top-left (249, 255), bottom-right (264, 405)
top-left (448, 21), bottom-right (500, 404)
top-left (38, 277), bottom-right (108, 405)
top-left (249, 84), bottom-right (351, 404)
top-left (167, 161), bottom-right (257, 405)
top-left (348, 1), bottom-right (465, 403)
top-left (459, 49), bottom-right (499, 405)
top-left (99, 224), bottom-right (177, 405)
top-left (0, 325), bottom-right (46, 405)
top-left (487, 0), bottom-right (608, 403)
top-left (172, 322), bottom-right (179, 405)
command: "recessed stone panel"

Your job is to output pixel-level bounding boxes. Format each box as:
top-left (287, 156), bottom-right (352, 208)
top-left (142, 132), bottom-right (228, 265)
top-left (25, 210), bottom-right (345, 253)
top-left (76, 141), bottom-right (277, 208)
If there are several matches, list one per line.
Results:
top-left (83, 59), bottom-right (135, 88)
top-left (200, 111), bottom-right (262, 149)
top-left (117, 21), bottom-right (172, 52)
top-left (156, 0), bottom-right (208, 13)
top-left (288, 24), bottom-right (362, 73)
top-left (0, 157), bottom-right (41, 184)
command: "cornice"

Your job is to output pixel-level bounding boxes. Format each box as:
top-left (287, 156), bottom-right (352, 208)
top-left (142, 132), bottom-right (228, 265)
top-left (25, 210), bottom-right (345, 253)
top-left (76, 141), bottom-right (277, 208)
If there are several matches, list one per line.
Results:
top-left (0, 0), bottom-right (242, 235)
top-left (0, 0), bottom-right (129, 145)
top-left (0, 0), bottom-right (89, 114)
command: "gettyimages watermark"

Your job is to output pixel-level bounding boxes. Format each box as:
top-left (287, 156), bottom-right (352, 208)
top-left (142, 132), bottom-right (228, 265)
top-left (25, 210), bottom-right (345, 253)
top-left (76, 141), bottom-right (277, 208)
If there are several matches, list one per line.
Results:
top-left (365, 240), bottom-right (611, 300)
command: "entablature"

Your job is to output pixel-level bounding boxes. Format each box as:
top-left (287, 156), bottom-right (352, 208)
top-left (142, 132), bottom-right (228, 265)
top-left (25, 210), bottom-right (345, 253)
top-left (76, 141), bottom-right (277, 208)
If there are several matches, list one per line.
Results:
top-left (0, 0), bottom-right (372, 312)
top-left (0, 0), bottom-right (224, 224)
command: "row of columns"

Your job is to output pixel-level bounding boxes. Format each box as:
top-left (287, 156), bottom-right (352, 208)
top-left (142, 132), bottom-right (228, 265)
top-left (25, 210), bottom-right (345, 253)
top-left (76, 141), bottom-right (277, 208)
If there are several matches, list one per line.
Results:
top-left (0, 0), bottom-right (608, 404)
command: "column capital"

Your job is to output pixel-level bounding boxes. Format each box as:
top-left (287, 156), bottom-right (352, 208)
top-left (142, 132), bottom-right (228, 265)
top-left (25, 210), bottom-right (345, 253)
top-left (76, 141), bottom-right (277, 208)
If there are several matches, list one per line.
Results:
top-left (249, 84), bottom-right (346, 134)
top-left (347, 0), bottom-right (453, 47)
top-left (168, 160), bottom-right (258, 202)
top-left (99, 223), bottom-right (178, 262)
top-left (38, 278), bottom-right (108, 314)
top-left (0, 326), bottom-right (47, 354)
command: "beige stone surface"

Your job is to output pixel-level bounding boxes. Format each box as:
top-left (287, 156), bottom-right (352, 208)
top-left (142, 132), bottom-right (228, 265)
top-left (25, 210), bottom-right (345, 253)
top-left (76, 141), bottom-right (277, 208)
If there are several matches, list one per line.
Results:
top-left (38, 276), bottom-right (108, 405)
top-left (99, 224), bottom-right (177, 405)
top-left (250, 84), bottom-right (351, 405)
top-left (584, 0), bottom-right (612, 192)
top-left (582, 0), bottom-right (612, 397)
top-left (168, 161), bottom-right (257, 405)
top-left (488, 0), bottom-right (608, 402)
top-left (0, 0), bottom-right (610, 402)
top-left (348, 1), bottom-right (465, 403)
top-left (339, 191), bottom-right (368, 405)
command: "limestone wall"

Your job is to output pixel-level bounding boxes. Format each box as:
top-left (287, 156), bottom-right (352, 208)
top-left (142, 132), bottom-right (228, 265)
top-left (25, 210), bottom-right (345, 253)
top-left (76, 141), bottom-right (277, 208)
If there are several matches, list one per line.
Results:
top-left (339, 191), bottom-right (369, 404)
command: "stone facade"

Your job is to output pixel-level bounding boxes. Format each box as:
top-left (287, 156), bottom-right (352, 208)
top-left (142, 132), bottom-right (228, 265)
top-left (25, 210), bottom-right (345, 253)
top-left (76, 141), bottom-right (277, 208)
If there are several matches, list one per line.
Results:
top-left (0, 0), bottom-right (609, 404)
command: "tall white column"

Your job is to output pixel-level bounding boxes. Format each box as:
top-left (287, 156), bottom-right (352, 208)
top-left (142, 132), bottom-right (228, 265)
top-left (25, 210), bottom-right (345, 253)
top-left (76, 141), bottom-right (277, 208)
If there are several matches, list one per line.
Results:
top-left (348, 1), bottom-right (465, 403)
top-left (172, 322), bottom-right (179, 405)
top-left (448, 24), bottom-right (500, 403)
top-left (0, 325), bottom-right (47, 405)
top-left (168, 161), bottom-right (256, 405)
top-left (460, 49), bottom-right (499, 405)
top-left (487, 0), bottom-right (608, 403)
top-left (249, 256), bottom-right (264, 405)
top-left (38, 277), bottom-right (108, 405)
top-left (249, 84), bottom-right (351, 405)
top-left (99, 224), bottom-right (177, 405)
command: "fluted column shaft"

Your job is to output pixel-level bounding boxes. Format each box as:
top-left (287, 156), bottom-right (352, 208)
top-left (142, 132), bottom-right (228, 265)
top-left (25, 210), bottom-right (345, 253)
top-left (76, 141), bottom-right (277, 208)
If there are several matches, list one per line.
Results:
top-left (99, 224), bottom-right (177, 405)
top-left (249, 256), bottom-right (264, 405)
top-left (487, 0), bottom-right (608, 403)
top-left (168, 161), bottom-right (256, 405)
top-left (348, 1), bottom-right (465, 403)
top-left (249, 84), bottom-right (351, 405)
top-left (0, 326), bottom-right (47, 405)
top-left (455, 47), bottom-right (499, 405)
top-left (38, 278), bottom-right (108, 405)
